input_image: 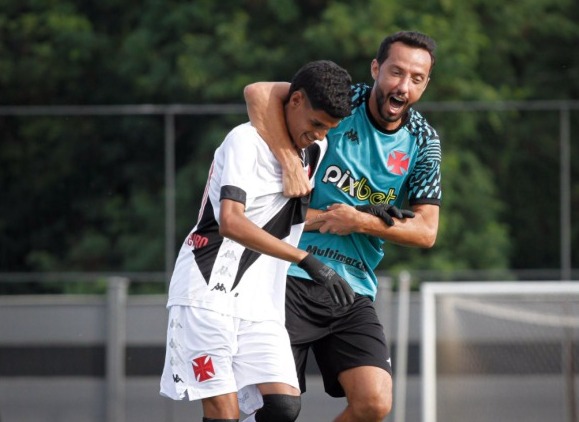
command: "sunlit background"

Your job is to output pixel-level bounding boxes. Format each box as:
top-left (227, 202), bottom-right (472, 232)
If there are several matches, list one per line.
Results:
top-left (1, 1), bottom-right (578, 421)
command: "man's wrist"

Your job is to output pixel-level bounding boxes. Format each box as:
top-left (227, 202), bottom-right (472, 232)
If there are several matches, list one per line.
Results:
top-left (277, 147), bottom-right (301, 170)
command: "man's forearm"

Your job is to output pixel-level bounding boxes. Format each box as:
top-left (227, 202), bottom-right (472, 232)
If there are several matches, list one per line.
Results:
top-left (244, 82), bottom-right (295, 165)
top-left (357, 204), bottom-right (439, 248)
top-left (308, 203), bottom-right (439, 247)
top-left (244, 82), bottom-right (311, 197)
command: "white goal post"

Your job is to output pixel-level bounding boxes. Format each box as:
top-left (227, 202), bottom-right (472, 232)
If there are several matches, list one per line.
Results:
top-left (421, 282), bottom-right (579, 422)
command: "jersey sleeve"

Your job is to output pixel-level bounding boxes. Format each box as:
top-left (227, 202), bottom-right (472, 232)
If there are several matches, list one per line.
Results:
top-left (407, 131), bottom-right (442, 206)
top-left (217, 128), bottom-right (260, 205)
top-left (351, 83), bottom-right (371, 110)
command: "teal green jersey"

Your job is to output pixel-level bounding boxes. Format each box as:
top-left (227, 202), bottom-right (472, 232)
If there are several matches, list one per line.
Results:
top-left (288, 84), bottom-right (442, 300)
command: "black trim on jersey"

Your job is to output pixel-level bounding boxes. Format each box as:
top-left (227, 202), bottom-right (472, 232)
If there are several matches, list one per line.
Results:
top-left (231, 195), bottom-right (309, 291)
top-left (220, 185), bottom-right (246, 205)
top-left (192, 199), bottom-right (222, 284)
top-left (193, 149), bottom-right (317, 291)
top-left (409, 197), bottom-right (441, 206)
top-left (303, 142), bottom-right (322, 179)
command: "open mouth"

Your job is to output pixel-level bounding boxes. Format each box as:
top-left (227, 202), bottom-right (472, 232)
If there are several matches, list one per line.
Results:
top-left (389, 95), bottom-right (406, 112)
top-left (296, 134), bottom-right (316, 149)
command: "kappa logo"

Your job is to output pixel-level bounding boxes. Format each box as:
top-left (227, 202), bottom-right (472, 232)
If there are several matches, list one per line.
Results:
top-left (215, 266), bottom-right (232, 277)
top-left (192, 355), bottom-right (215, 382)
top-left (173, 374), bottom-right (183, 383)
top-left (169, 319), bottom-right (183, 329)
top-left (170, 354), bottom-right (185, 366)
top-left (211, 283), bottom-right (227, 292)
top-left (219, 250), bottom-right (237, 260)
top-left (344, 129), bottom-right (359, 144)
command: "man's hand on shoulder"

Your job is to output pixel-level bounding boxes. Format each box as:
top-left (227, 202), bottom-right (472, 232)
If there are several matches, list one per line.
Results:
top-left (281, 153), bottom-right (311, 197)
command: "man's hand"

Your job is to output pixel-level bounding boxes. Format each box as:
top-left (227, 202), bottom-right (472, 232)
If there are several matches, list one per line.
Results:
top-left (298, 254), bottom-right (355, 306)
top-left (281, 154), bottom-right (311, 198)
top-left (306, 204), bottom-right (360, 235)
top-left (355, 204), bottom-right (415, 227)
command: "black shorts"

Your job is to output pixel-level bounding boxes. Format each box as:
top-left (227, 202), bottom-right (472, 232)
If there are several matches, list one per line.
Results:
top-left (285, 275), bottom-right (392, 397)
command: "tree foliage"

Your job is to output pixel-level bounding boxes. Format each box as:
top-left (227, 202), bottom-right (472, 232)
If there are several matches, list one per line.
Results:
top-left (1, 0), bottom-right (578, 286)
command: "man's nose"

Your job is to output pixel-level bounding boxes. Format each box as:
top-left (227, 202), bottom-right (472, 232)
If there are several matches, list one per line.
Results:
top-left (397, 75), bottom-right (411, 93)
top-left (314, 128), bottom-right (328, 141)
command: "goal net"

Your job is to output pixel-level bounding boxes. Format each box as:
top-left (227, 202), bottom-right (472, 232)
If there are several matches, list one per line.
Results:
top-left (421, 282), bottom-right (579, 422)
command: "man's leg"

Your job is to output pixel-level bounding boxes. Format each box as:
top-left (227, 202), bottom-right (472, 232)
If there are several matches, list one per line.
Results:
top-left (235, 317), bottom-right (302, 422)
top-left (202, 392), bottom-right (240, 420)
top-left (333, 366), bottom-right (392, 422)
top-left (240, 383), bottom-right (301, 422)
top-left (306, 294), bottom-right (393, 422)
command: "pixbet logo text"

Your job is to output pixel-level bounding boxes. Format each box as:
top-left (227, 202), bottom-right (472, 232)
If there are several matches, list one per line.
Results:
top-left (322, 165), bottom-right (397, 204)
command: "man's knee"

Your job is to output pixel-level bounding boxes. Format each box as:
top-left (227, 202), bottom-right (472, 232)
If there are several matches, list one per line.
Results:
top-left (348, 394), bottom-right (391, 421)
top-left (340, 367), bottom-right (392, 421)
top-left (255, 394), bottom-right (301, 422)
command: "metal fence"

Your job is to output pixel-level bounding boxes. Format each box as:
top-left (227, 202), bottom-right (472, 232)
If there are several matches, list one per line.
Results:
top-left (0, 274), bottom-right (398, 422)
top-left (1, 100), bottom-right (577, 279)
top-left (1, 101), bottom-right (578, 421)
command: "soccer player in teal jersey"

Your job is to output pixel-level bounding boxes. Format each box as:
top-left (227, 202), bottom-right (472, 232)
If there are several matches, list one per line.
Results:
top-left (291, 81), bottom-right (440, 298)
top-left (244, 31), bottom-right (441, 422)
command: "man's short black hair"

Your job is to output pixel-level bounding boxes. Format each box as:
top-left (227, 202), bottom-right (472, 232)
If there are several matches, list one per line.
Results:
top-left (288, 60), bottom-right (352, 119)
top-left (376, 31), bottom-right (437, 74)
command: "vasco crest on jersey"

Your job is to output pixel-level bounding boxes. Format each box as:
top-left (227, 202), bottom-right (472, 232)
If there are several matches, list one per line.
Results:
top-left (387, 150), bottom-right (410, 176)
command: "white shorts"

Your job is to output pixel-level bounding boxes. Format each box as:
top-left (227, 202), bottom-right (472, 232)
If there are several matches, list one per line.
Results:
top-left (160, 305), bottom-right (299, 414)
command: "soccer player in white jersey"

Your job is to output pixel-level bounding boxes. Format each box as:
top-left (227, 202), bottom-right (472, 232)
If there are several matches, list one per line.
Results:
top-left (160, 60), bottom-right (355, 422)
top-left (244, 32), bottom-right (441, 422)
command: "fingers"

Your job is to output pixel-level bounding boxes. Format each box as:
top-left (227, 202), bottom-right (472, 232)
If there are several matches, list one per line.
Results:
top-left (281, 170), bottom-right (311, 198)
top-left (308, 213), bottom-right (333, 234)
top-left (282, 183), bottom-right (311, 198)
top-left (333, 279), bottom-right (355, 306)
top-left (378, 210), bottom-right (395, 226)
top-left (305, 211), bottom-right (325, 227)
top-left (328, 288), bottom-right (341, 305)
top-left (387, 206), bottom-right (404, 219)
top-left (331, 285), bottom-right (348, 306)
top-left (356, 203), bottom-right (414, 226)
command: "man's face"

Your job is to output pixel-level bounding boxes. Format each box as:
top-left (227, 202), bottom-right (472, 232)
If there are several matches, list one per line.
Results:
top-left (369, 41), bottom-right (432, 131)
top-left (285, 90), bottom-right (342, 149)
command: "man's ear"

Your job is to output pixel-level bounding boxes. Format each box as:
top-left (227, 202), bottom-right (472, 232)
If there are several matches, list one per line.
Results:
top-left (288, 90), bottom-right (304, 108)
top-left (370, 59), bottom-right (380, 81)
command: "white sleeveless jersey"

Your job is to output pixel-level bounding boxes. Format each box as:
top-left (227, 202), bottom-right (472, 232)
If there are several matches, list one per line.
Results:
top-left (167, 122), bottom-right (325, 322)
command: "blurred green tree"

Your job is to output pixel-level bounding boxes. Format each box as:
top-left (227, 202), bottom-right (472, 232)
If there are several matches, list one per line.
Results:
top-left (0, 0), bottom-right (578, 291)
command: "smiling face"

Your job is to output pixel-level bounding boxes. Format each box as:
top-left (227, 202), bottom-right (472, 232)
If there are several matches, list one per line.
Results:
top-left (285, 90), bottom-right (342, 150)
top-left (369, 41), bottom-right (432, 131)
